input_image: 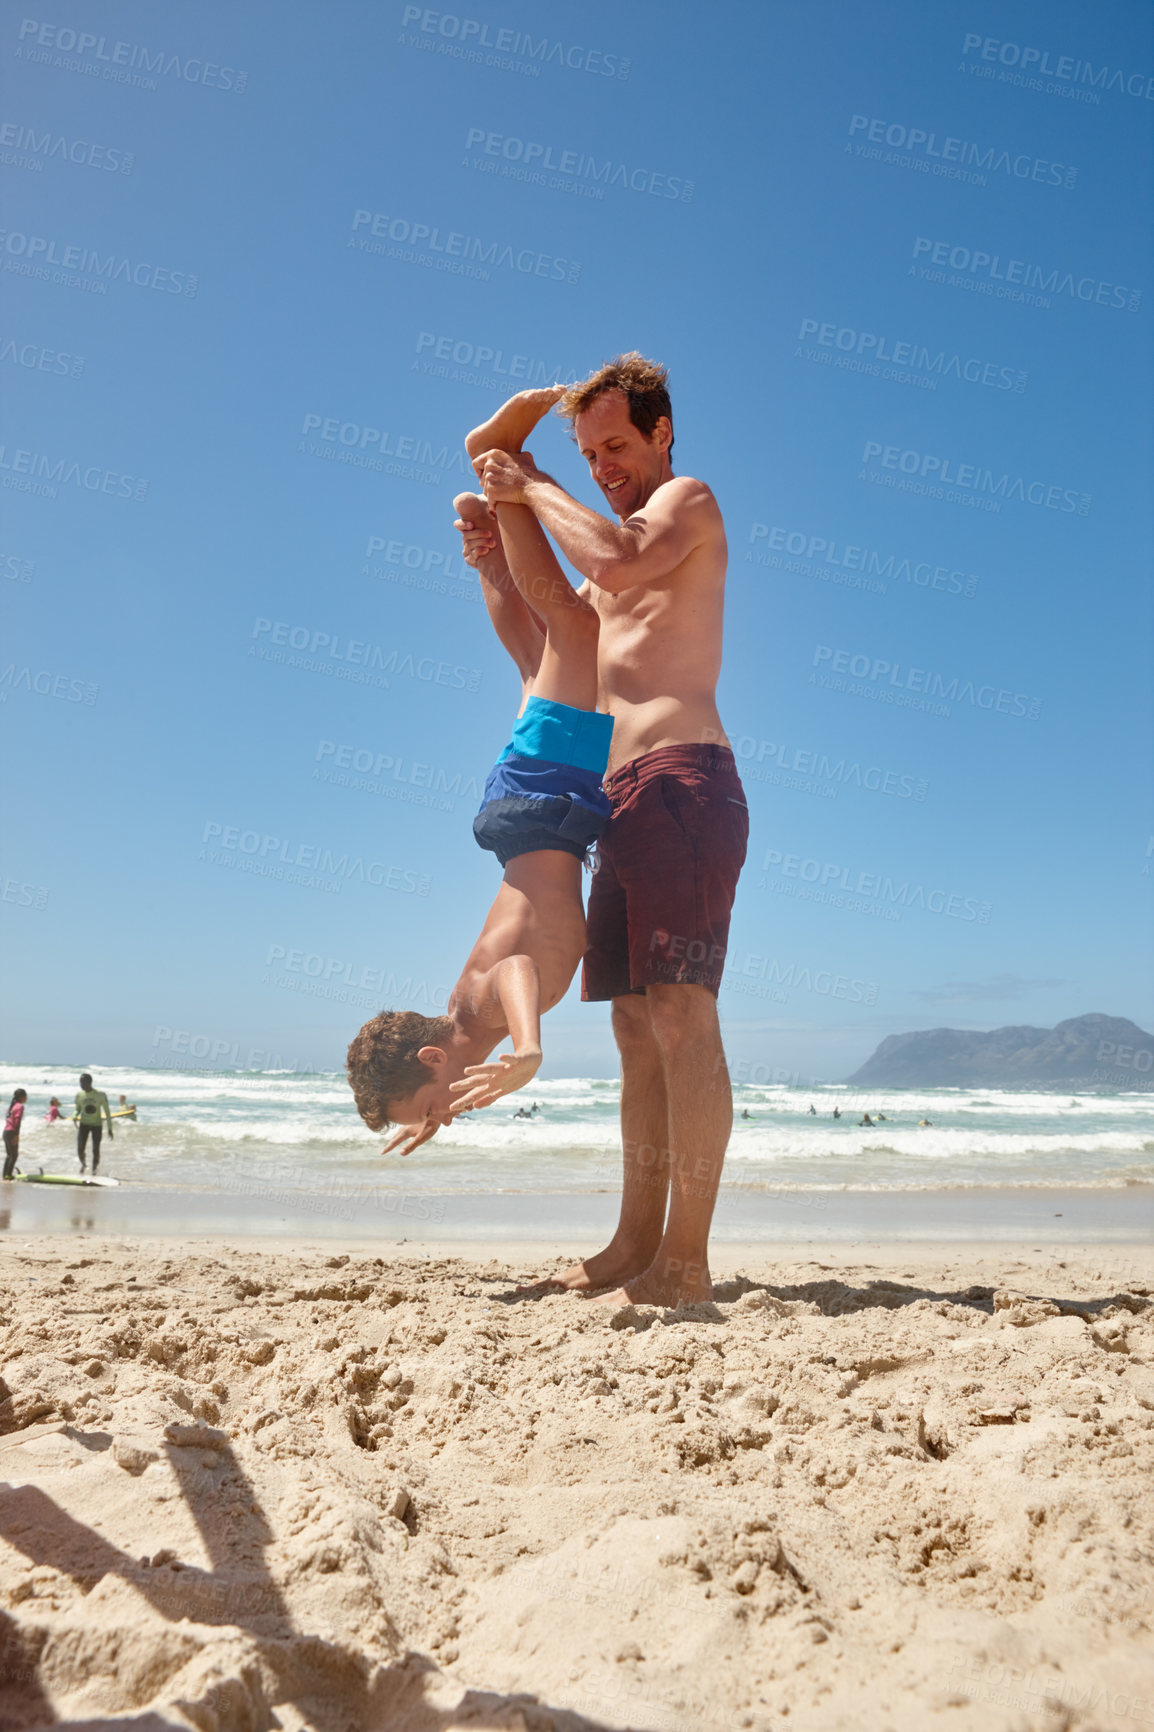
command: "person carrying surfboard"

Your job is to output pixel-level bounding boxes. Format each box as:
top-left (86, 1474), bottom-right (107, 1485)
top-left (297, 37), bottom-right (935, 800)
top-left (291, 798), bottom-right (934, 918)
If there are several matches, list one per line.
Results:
top-left (74, 1073), bottom-right (113, 1174)
top-left (2, 1089), bottom-right (27, 1179)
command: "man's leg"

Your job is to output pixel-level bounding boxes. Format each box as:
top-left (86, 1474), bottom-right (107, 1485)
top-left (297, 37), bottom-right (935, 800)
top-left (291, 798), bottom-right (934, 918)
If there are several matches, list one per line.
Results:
top-left (91, 1125), bottom-right (102, 1175)
top-left (601, 984), bottom-right (732, 1307)
top-left (77, 1124), bottom-right (87, 1173)
top-left (555, 994), bottom-right (670, 1290)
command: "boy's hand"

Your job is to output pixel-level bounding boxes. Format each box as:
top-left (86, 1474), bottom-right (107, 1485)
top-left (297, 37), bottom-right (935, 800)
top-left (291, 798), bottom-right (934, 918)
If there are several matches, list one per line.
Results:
top-left (381, 1116), bottom-right (443, 1158)
top-left (449, 1048), bottom-right (542, 1113)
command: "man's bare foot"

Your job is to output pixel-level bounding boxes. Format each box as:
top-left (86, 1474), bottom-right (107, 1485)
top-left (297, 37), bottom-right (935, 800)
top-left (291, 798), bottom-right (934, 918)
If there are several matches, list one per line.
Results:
top-left (532, 1239), bottom-right (660, 1294)
top-left (595, 1256), bottom-right (713, 1308)
top-left (464, 385), bottom-right (566, 467)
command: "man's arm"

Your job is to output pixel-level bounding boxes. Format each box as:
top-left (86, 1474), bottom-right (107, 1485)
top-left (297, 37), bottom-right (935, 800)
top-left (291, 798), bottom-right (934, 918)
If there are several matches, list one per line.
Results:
top-left (481, 452), bottom-right (716, 595)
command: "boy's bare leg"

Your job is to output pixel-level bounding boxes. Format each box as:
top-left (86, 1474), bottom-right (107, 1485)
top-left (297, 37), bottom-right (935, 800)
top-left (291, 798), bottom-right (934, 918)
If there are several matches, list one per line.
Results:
top-left (492, 498), bottom-right (599, 712)
top-left (454, 491), bottom-right (545, 682)
top-left (464, 385), bottom-right (565, 474)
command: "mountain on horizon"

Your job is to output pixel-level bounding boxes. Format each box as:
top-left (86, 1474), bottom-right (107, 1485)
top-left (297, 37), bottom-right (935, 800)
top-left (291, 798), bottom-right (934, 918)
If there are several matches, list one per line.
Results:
top-left (846, 1013), bottom-right (1154, 1089)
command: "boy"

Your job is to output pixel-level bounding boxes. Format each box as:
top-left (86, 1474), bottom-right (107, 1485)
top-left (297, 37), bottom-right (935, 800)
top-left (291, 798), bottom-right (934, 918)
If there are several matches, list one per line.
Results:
top-left (74, 1071), bottom-right (114, 1173)
top-left (347, 387), bottom-right (612, 1156)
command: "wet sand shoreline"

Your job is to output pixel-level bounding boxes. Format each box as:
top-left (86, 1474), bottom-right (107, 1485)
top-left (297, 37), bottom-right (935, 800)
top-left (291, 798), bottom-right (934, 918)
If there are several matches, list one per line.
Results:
top-left (2, 1180), bottom-right (1151, 1244)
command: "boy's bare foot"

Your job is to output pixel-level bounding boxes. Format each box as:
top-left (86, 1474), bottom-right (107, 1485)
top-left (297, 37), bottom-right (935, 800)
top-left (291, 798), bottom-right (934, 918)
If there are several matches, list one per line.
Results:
top-left (595, 1253), bottom-right (713, 1309)
top-left (453, 491), bottom-right (498, 563)
top-left (452, 490), bottom-right (495, 529)
top-left (464, 385), bottom-right (566, 468)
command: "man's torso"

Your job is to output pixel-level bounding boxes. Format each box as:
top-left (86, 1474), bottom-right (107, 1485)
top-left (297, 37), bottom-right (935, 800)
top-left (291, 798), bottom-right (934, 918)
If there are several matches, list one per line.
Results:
top-left (585, 479), bottom-right (730, 775)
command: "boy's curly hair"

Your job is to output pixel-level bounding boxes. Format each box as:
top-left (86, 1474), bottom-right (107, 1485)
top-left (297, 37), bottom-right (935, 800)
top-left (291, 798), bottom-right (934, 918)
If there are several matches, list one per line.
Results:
top-left (558, 352), bottom-right (673, 451)
top-left (346, 1010), bottom-right (454, 1131)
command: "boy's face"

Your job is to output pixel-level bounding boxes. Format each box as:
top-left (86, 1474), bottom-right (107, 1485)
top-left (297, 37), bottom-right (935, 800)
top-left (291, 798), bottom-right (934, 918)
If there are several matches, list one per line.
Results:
top-left (380, 1046), bottom-right (459, 1156)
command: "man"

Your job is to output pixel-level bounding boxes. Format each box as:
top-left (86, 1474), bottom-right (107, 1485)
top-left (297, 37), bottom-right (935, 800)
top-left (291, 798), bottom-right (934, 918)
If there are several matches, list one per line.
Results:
top-left (470, 354), bottom-right (747, 1306)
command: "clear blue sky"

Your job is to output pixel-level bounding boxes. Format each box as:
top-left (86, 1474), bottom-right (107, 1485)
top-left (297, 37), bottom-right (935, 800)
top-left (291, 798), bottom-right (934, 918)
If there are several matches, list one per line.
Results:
top-left (3, 0), bottom-right (1152, 1083)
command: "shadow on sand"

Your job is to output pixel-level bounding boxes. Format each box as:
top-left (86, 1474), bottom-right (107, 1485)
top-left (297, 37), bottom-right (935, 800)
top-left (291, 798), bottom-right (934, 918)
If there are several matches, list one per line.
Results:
top-left (0, 1430), bottom-right (633, 1732)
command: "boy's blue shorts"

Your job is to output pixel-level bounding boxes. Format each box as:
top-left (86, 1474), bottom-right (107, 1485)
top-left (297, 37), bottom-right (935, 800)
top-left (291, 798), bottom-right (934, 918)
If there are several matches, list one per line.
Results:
top-left (473, 695), bottom-right (614, 868)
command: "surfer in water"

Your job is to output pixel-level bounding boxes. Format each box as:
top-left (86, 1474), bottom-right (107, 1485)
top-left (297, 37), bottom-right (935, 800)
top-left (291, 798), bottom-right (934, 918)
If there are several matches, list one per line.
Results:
top-left (75, 1073), bottom-right (114, 1174)
top-left (3, 1089), bottom-right (27, 1179)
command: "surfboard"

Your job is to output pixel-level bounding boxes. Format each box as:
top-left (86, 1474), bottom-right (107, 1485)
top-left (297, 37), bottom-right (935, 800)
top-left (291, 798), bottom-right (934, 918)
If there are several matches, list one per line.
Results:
top-left (13, 1173), bottom-right (120, 1188)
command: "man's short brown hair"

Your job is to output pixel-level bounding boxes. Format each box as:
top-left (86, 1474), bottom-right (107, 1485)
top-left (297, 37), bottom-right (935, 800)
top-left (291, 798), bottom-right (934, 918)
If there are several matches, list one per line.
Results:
top-left (346, 1010), bottom-right (453, 1131)
top-left (559, 352), bottom-right (673, 450)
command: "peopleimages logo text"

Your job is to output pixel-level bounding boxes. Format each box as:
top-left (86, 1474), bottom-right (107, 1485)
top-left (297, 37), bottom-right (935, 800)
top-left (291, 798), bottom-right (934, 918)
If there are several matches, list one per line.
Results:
top-left (961, 34), bottom-right (1154, 100)
top-left (847, 114), bottom-right (1077, 187)
top-left (464, 129), bottom-right (692, 200)
top-left (315, 740), bottom-right (482, 803)
top-left (761, 849), bottom-right (991, 923)
top-left (0, 120), bottom-right (133, 172)
top-left (399, 8), bottom-right (630, 78)
top-left (15, 19), bottom-right (247, 91)
top-left (250, 619), bottom-right (482, 692)
top-left (730, 734), bottom-right (928, 802)
top-left (748, 524), bottom-right (979, 598)
top-left (0, 229), bottom-right (196, 294)
top-left (861, 440), bottom-right (1090, 515)
top-left (300, 413), bottom-right (467, 479)
top-left (0, 442), bottom-right (147, 500)
top-left (0, 663), bottom-right (97, 703)
top-left (798, 318), bottom-right (1024, 391)
top-left (266, 944), bottom-right (451, 1007)
top-left (911, 236), bottom-right (1142, 312)
top-left (1, 338), bottom-right (84, 377)
top-left (351, 210), bottom-right (580, 284)
top-left (415, 331), bottom-right (577, 386)
top-left (812, 646), bottom-right (1042, 720)
top-left (200, 823), bottom-right (430, 895)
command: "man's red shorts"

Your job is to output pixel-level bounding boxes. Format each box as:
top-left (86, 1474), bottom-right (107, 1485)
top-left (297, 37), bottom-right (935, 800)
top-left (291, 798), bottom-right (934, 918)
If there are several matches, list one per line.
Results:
top-left (582, 744), bottom-right (749, 1001)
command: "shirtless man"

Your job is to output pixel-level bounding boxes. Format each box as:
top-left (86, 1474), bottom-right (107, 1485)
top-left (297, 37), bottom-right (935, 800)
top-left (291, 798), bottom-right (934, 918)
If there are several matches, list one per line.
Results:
top-left (468, 353), bottom-right (747, 1306)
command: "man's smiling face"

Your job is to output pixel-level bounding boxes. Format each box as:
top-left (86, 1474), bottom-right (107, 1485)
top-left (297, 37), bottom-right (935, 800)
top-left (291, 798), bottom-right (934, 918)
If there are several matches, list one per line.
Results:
top-left (574, 389), bottom-right (672, 520)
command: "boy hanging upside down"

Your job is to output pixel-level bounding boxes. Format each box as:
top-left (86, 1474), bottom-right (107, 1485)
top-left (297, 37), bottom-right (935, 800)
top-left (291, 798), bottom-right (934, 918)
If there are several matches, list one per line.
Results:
top-left (346, 387), bottom-right (612, 1156)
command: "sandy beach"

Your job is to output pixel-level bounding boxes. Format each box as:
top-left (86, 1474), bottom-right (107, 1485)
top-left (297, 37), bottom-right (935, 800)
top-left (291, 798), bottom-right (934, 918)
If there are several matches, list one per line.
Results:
top-left (1, 1235), bottom-right (1151, 1731)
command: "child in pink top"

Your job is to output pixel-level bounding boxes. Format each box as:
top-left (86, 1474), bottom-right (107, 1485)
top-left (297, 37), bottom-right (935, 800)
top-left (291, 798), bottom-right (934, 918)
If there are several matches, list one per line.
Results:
top-left (3, 1089), bottom-right (27, 1179)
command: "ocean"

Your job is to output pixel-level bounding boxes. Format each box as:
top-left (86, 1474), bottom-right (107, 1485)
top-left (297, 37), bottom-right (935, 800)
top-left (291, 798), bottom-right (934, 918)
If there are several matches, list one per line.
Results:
top-left (3, 1062), bottom-right (1152, 1241)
